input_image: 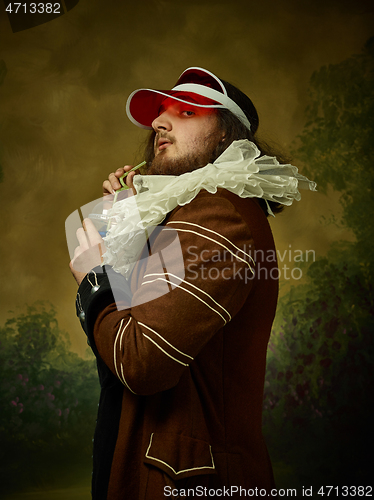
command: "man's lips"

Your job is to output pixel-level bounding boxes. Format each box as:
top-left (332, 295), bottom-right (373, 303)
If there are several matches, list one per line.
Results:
top-left (157, 138), bottom-right (172, 151)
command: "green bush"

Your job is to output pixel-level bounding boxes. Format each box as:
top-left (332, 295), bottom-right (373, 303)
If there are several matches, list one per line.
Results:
top-left (263, 248), bottom-right (373, 486)
top-left (0, 303), bottom-right (100, 492)
top-left (263, 38), bottom-right (374, 488)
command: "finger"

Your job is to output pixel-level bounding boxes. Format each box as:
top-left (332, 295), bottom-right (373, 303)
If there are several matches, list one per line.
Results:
top-left (108, 172), bottom-right (123, 191)
top-left (76, 227), bottom-right (89, 249)
top-left (83, 218), bottom-right (104, 247)
top-left (103, 179), bottom-right (116, 195)
top-left (126, 171), bottom-right (138, 195)
top-left (122, 165), bottom-right (134, 173)
top-left (114, 167), bottom-right (126, 178)
top-left (118, 165), bottom-right (135, 190)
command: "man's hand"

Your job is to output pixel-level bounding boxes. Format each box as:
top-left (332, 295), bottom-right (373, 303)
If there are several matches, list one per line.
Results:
top-left (103, 165), bottom-right (138, 196)
top-left (69, 218), bottom-right (105, 286)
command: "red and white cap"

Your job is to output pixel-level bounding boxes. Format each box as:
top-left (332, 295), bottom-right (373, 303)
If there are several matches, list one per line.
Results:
top-left (126, 67), bottom-right (252, 131)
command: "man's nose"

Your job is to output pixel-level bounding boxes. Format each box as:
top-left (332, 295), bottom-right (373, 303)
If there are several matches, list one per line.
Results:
top-left (152, 111), bottom-right (172, 132)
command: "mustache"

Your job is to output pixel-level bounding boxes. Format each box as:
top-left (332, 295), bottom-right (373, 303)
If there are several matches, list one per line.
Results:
top-left (154, 132), bottom-right (176, 145)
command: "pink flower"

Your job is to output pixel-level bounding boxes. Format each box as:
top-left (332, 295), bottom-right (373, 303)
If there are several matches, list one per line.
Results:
top-left (47, 393), bottom-right (55, 401)
top-left (11, 401), bottom-right (17, 407)
top-left (17, 374), bottom-right (23, 380)
top-left (38, 385), bottom-right (44, 391)
top-left (56, 409), bottom-right (62, 417)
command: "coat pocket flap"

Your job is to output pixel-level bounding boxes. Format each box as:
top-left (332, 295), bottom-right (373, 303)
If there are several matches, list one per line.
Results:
top-left (144, 432), bottom-right (216, 481)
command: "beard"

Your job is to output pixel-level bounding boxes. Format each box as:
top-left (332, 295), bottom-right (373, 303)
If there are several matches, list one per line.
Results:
top-left (147, 131), bottom-right (224, 176)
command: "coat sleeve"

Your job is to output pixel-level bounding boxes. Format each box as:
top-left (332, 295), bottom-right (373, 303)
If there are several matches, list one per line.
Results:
top-left (79, 193), bottom-right (256, 395)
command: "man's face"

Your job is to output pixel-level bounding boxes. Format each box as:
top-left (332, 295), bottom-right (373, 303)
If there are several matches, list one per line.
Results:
top-left (148, 96), bottom-right (224, 175)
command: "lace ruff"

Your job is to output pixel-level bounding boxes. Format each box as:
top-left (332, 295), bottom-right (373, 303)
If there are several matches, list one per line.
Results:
top-left (102, 140), bottom-right (316, 277)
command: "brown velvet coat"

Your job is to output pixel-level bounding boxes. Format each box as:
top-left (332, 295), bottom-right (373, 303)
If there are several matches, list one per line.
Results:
top-left (77, 188), bottom-right (278, 499)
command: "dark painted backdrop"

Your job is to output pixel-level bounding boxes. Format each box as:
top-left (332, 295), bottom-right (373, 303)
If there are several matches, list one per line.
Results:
top-left (0, 0), bottom-right (373, 497)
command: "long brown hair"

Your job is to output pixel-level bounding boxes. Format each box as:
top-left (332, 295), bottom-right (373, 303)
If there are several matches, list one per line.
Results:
top-left (215, 80), bottom-right (291, 215)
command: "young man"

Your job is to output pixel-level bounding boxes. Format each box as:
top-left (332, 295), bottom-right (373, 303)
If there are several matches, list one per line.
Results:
top-left (70, 67), bottom-right (315, 499)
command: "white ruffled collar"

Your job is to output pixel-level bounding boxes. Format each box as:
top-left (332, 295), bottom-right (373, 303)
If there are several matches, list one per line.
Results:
top-left (102, 140), bottom-right (316, 277)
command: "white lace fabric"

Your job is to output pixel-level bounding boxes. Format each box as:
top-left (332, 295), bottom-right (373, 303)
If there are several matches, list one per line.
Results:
top-left (102, 140), bottom-right (317, 277)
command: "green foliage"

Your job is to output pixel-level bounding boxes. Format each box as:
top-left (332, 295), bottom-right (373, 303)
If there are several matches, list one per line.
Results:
top-left (0, 303), bottom-right (100, 492)
top-left (293, 37), bottom-right (374, 255)
top-left (264, 247), bottom-right (374, 485)
top-left (265, 38), bottom-right (374, 487)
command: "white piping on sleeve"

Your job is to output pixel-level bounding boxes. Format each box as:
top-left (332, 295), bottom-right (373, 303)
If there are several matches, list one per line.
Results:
top-left (167, 220), bottom-right (255, 266)
top-left (142, 277), bottom-right (228, 325)
top-left (164, 227), bottom-right (254, 274)
top-left (143, 272), bottom-right (231, 322)
top-left (113, 318), bottom-right (137, 394)
top-left (141, 333), bottom-right (189, 367)
top-left (138, 321), bottom-right (194, 360)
